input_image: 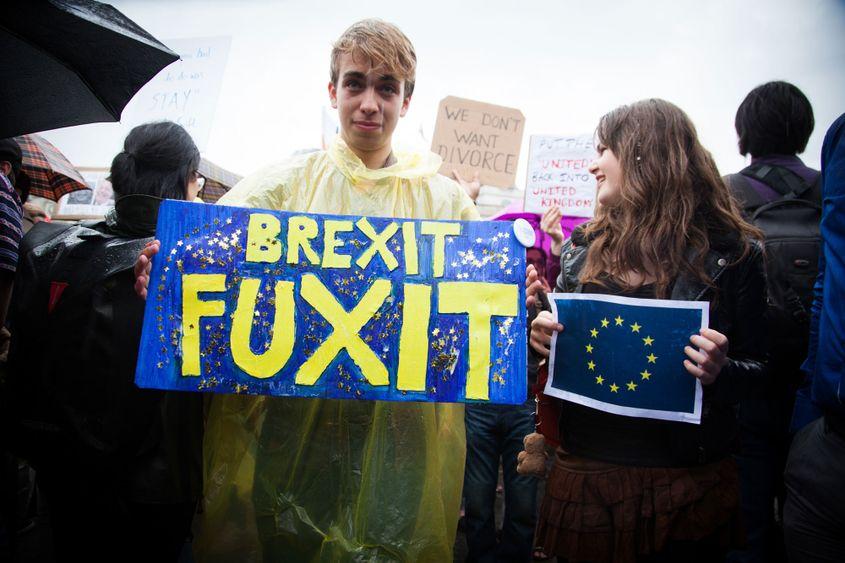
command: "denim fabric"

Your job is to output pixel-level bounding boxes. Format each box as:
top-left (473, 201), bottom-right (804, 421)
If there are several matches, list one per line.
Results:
top-left (463, 403), bottom-right (537, 563)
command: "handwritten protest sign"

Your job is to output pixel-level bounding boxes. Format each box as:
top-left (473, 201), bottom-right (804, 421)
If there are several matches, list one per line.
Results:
top-left (524, 134), bottom-right (597, 217)
top-left (121, 37), bottom-right (231, 151)
top-left (545, 294), bottom-right (707, 424)
top-left (431, 96), bottom-right (525, 189)
top-left (136, 201), bottom-right (527, 404)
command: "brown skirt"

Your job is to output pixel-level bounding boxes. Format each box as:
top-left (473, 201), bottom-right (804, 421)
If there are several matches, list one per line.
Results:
top-left (536, 448), bottom-right (743, 563)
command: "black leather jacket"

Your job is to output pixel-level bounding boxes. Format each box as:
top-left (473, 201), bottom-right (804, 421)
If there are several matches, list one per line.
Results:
top-left (554, 227), bottom-right (769, 465)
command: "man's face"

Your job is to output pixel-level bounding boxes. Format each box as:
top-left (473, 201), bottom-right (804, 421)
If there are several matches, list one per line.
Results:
top-left (328, 52), bottom-right (410, 155)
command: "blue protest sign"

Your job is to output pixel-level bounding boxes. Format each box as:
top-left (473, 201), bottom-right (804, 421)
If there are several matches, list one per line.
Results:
top-left (544, 293), bottom-right (708, 423)
top-left (136, 200), bottom-right (527, 404)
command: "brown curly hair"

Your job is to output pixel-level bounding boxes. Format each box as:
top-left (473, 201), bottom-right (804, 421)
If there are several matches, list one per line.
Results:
top-left (580, 99), bottom-right (761, 298)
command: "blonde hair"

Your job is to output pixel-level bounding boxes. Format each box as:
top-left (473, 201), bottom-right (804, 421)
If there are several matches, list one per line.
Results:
top-left (330, 19), bottom-right (417, 98)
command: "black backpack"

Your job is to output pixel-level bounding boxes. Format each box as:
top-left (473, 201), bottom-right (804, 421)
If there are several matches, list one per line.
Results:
top-left (726, 164), bottom-right (822, 383)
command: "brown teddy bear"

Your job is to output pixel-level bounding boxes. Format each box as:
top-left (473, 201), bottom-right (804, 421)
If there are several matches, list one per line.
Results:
top-left (516, 432), bottom-right (548, 477)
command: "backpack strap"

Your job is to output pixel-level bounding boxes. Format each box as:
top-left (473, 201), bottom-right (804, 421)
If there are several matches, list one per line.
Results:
top-left (740, 163), bottom-right (815, 200)
top-left (725, 172), bottom-right (767, 214)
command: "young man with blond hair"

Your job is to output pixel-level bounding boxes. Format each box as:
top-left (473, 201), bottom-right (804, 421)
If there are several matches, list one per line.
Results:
top-left (137, 19), bottom-right (477, 561)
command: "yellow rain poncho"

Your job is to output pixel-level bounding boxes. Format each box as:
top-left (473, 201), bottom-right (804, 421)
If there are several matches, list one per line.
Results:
top-left (194, 139), bottom-right (479, 562)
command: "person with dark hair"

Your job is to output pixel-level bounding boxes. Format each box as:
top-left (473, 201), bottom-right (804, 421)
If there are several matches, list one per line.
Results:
top-left (784, 111), bottom-right (845, 563)
top-left (110, 120), bottom-right (202, 202)
top-left (725, 81), bottom-right (821, 563)
top-left (2, 121), bottom-right (204, 563)
top-left (735, 81), bottom-right (815, 159)
top-left (526, 99), bottom-right (768, 562)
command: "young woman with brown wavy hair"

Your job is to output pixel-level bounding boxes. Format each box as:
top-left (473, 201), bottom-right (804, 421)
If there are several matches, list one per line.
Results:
top-left (526, 99), bottom-right (768, 563)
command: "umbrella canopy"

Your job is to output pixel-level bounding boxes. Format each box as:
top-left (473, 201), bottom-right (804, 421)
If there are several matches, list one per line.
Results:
top-left (14, 134), bottom-right (88, 201)
top-left (0, 0), bottom-right (179, 139)
top-left (197, 158), bottom-right (243, 204)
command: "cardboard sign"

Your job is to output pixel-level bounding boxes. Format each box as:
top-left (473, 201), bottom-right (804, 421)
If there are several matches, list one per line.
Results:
top-left (136, 200), bottom-right (527, 404)
top-left (524, 134), bottom-right (597, 217)
top-left (431, 96), bottom-right (525, 189)
top-left (545, 293), bottom-right (707, 424)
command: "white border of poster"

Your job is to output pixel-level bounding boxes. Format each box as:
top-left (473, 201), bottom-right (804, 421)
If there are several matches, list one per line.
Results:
top-left (54, 167), bottom-right (113, 219)
top-left (544, 293), bottom-right (707, 424)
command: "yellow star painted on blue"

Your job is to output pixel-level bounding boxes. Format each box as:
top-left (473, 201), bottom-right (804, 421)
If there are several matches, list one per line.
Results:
top-left (610, 383), bottom-right (619, 392)
top-left (601, 318), bottom-right (610, 328)
top-left (595, 375), bottom-right (604, 384)
top-left (585, 344), bottom-right (594, 353)
top-left (640, 369), bottom-right (651, 380)
top-left (614, 316), bottom-right (624, 326)
top-left (590, 328), bottom-right (599, 338)
top-left (587, 360), bottom-right (596, 371)
top-left (647, 353), bottom-right (658, 364)
top-left (627, 381), bottom-right (638, 391)
top-left (643, 335), bottom-right (654, 346)
top-left (630, 322), bottom-right (641, 333)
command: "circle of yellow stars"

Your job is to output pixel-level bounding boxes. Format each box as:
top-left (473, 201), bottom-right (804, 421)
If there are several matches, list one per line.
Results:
top-left (585, 314), bottom-right (657, 394)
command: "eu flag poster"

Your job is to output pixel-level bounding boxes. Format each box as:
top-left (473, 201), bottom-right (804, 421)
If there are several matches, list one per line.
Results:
top-left (544, 294), bottom-right (709, 424)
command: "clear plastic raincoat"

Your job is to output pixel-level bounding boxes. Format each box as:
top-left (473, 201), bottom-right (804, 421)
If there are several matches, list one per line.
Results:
top-left (194, 139), bottom-right (479, 562)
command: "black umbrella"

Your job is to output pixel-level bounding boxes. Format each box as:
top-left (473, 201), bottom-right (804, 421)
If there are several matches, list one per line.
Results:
top-left (0, 0), bottom-right (179, 139)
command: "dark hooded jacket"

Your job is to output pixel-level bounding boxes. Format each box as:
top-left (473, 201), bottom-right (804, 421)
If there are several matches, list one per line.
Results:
top-left (2, 195), bottom-right (203, 503)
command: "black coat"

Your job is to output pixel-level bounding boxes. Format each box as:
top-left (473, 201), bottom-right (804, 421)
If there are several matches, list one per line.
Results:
top-left (2, 195), bottom-right (203, 503)
top-left (553, 227), bottom-right (769, 465)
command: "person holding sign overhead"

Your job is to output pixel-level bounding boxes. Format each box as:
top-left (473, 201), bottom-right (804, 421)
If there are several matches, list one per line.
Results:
top-left (525, 99), bottom-right (768, 562)
top-left (135, 19), bottom-right (478, 562)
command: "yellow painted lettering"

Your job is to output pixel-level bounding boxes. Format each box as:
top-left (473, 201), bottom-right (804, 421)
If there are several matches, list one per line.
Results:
top-left (230, 278), bottom-right (295, 379)
top-left (355, 218), bottom-right (399, 271)
top-left (402, 222), bottom-right (419, 275)
top-left (421, 221), bottom-right (462, 278)
top-left (286, 216), bottom-right (320, 265)
top-left (296, 274), bottom-right (389, 386)
top-left (246, 213), bottom-right (281, 263)
top-left (322, 219), bottom-right (353, 268)
top-left (396, 284), bottom-right (431, 391)
top-left (181, 273), bottom-right (227, 376)
top-left (438, 282), bottom-right (517, 400)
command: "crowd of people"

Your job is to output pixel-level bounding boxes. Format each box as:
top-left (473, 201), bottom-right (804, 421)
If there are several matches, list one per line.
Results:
top-left (0, 17), bottom-right (843, 563)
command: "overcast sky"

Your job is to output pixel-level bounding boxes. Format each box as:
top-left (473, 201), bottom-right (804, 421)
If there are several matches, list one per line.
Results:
top-left (41, 0), bottom-right (845, 192)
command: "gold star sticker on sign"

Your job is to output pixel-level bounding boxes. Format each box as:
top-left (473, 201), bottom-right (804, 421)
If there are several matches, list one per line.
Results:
top-left (640, 369), bottom-right (651, 380)
top-left (590, 328), bottom-right (599, 338)
top-left (630, 322), bottom-right (641, 333)
top-left (643, 335), bottom-right (654, 346)
top-left (595, 375), bottom-right (604, 384)
top-left (647, 353), bottom-right (658, 364)
top-left (627, 381), bottom-right (638, 391)
top-left (610, 383), bottom-right (619, 393)
top-left (585, 344), bottom-right (594, 353)
top-left (615, 316), bottom-right (624, 326)
top-left (587, 360), bottom-right (596, 371)
top-left (601, 318), bottom-right (610, 328)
